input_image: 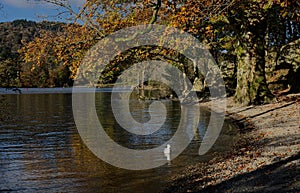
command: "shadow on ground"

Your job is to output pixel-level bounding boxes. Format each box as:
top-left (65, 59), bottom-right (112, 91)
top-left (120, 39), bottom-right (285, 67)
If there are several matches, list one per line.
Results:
top-left (198, 152), bottom-right (300, 193)
top-left (162, 95), bottom-right (300, 193)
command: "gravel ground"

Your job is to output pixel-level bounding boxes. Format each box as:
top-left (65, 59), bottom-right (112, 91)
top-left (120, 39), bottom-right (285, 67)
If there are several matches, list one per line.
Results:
top-left (163, 93), bottom-right (300, 193)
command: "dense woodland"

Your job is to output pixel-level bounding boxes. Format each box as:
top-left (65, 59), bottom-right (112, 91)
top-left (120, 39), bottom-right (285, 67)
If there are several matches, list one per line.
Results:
top-left (0, 0), bottom-right (299, 105)
top-left (0, 20), bottom-right (73, 87)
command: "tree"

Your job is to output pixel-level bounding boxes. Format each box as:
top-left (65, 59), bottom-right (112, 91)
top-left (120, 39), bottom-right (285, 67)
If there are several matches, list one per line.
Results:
top-left (170, 0), bottom-right (298, 105)
top-left (0, 58), bottom-right (21, 87)
top-left (29, 0), bottom-right (231, 92)
top-left (30, 0), bottom-right (299, 104)
top-left (226, 0), bottom-right (274, 105)
top-left (20, 24), bottom-right (96, 87)
top-left (228, 0), bottom-right (299, 104)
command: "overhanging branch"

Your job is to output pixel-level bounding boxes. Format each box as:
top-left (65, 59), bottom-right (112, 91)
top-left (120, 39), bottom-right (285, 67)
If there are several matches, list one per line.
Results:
top-left (115, 0), bottom-right (162, 42)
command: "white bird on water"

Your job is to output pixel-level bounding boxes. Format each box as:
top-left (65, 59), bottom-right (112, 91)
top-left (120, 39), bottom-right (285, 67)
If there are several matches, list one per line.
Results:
top-left (164, 144), bottom-right (171, 154)
top-left (164, 144), bottom-right (171, 161)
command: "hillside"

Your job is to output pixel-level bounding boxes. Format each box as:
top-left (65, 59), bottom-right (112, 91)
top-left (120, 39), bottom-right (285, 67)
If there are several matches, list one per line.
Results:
top-left (0, 20), bottom-right (68, 87)
top-left (0, 20), bottom-right (65, 58)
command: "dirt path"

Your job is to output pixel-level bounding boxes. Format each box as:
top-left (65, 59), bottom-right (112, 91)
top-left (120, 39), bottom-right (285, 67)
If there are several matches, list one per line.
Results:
top-left (163, 94), bottom-right (300, 193)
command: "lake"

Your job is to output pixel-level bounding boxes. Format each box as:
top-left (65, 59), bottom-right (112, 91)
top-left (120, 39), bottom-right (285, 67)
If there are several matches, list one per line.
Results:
top-left (0, 88), bottom-right (238, 192)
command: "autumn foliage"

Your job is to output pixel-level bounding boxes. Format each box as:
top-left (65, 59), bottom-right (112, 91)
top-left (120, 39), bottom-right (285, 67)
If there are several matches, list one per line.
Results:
top-left (0, 0), bottom-right (299, 104)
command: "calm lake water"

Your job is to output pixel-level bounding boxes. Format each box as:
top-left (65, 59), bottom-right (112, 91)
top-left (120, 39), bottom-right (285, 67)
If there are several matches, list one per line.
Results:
top-left (0, 89), bottom-right (238, 192)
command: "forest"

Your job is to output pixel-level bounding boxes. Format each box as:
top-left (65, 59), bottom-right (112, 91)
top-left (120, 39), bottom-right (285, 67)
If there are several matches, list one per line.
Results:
top-left (0, 0), bottom-right (299, 105)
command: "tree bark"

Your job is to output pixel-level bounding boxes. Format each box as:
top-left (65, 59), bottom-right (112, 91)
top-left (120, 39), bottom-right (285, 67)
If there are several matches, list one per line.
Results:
top-left (234, 28), bottom-right (274, 105)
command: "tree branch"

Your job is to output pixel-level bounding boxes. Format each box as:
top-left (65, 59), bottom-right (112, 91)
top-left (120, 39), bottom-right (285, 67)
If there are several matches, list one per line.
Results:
top-left (279, 37), bottom-right (300, 53)
top-left (115, 0), bottom-right (162, 42)
top-left (32, 0), bottom-right (105, 38)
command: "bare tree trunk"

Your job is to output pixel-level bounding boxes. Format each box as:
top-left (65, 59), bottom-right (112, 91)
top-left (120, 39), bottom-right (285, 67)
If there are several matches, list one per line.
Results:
top-left (235, 29), bottom-right (274, 105)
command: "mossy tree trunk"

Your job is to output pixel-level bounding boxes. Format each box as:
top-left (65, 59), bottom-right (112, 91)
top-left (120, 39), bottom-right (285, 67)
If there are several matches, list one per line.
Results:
top-left (234, 24), bottom-right (274, 105)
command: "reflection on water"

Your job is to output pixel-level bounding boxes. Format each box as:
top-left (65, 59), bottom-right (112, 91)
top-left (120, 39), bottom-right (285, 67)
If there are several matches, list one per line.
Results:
top-left (0, 91), bottom-right (237, 192)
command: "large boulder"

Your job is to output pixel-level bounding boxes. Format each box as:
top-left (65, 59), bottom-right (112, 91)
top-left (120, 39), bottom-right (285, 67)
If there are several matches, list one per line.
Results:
top-left (266, 38), bottom-right (300, 93)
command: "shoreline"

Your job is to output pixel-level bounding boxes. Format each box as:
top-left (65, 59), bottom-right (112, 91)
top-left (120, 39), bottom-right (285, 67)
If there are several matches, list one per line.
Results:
top-left (163, 94), bottom-right (300, 193)
top-left (0, 87), bottom-right (134, 94)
